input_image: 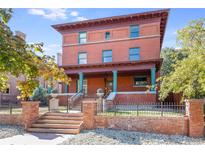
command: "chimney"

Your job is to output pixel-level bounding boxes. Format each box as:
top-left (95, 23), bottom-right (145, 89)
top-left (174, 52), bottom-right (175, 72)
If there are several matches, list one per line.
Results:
top-left (57, 53), bottom-right (62, 66)
top-left (15, 31), bottom-right (26, 40)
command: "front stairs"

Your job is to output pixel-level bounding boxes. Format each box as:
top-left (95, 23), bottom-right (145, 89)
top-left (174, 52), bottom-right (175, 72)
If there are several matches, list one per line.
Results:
top-left (27, 112), bottom-right (84, 134)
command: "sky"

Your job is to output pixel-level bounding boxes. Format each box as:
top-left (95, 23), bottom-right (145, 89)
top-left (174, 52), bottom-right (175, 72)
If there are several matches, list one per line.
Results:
top-left (8, 8), bottom-right (205, 59)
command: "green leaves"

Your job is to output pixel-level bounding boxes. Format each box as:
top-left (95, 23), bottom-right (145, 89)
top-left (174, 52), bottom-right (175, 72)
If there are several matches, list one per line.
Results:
top-left (159, 19), bottom-right (205, 101)
top-left (0, 8), bottom-right (71, 101)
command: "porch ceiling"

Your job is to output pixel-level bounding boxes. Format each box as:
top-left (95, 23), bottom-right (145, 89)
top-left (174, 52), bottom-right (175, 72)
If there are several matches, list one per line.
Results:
top-left (62, 59), bottom-right (162, 75)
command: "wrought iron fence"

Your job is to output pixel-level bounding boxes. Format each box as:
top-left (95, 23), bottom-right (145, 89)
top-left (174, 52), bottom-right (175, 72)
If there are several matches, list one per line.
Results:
top-left (97, 101), bottom-right (185, 117)
top-left (0, 104), bottom-right (22, 115)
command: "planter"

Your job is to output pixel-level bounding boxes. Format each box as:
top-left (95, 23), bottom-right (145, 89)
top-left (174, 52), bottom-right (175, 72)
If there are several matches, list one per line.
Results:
top-left (21, 101), bottom-right (40, 129)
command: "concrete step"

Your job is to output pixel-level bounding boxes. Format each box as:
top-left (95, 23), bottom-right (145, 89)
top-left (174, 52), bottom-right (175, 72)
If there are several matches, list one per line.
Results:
top-left (32, 123), bottom-right (81, 129)
top-left (36, 119), bottom-right (83, 124)
top-left (41, 115), bottom-right (83, 121)
top-left (27, 128), bottom-right (80, 134)
top-left (45, 112), bottom-right (83, 117)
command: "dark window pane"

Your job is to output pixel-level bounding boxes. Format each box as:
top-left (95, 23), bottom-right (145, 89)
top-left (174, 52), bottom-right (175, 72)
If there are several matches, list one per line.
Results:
top-left (105, 32), bottom-right (110, 40)
top-left (134, 76), bottom-right (147, 86)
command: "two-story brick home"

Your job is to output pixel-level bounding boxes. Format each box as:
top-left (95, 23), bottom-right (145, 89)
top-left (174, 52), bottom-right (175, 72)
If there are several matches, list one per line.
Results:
top-left (52, 9), bottom-right (169, 103)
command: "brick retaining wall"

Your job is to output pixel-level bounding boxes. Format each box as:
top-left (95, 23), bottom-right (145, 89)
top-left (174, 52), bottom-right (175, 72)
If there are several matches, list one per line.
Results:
top-left (0, 114), bottom-right (22, 125)
top-left (84, 99), bottom-right (204, 137)
top-left (95, 116), bottom-right (189, 136)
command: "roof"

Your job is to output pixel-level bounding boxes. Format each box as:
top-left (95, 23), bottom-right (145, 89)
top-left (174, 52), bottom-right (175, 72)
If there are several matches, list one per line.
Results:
top-left (52, 9), bottom-right (170, 48)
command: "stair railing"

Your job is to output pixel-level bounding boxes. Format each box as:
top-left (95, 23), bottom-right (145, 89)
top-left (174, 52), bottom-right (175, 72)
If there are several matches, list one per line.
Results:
top-left (67, 90), bottom-right (84, 112)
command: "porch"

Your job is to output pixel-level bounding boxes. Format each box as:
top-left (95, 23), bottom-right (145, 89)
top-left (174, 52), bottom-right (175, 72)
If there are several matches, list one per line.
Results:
top-left (61, 59), bottom-right (161, 99)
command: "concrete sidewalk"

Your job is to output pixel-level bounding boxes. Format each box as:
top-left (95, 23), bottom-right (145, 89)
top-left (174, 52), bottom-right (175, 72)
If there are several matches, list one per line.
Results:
top-left (0, 133), bottom-right (74, 145)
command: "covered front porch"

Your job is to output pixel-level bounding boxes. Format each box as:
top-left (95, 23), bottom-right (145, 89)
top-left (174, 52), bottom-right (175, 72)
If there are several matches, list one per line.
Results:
top-left (61, 59), bottom-right (161, 99)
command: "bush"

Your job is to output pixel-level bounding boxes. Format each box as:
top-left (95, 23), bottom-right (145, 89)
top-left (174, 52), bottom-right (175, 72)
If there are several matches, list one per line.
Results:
top-left (31, 86), bottom-right (48, 105)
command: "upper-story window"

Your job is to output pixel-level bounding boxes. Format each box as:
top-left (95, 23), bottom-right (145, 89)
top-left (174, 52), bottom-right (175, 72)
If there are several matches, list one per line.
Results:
top-left (105, 32), bottom-right (110, 40)
top-left (130, 25), bottom-right (139, 38)
top-left (103, 50), bottom-right (112, 63)
top-left (78, 52), bottom-right (87, 64)
top-left (129, 47), bottom-right (140, 61)
top-left (79, 32), bottom-right (87, 44)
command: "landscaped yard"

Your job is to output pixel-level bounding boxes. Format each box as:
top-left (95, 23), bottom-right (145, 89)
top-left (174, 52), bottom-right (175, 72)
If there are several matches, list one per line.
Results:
top-left (60, 129), bottom-right (205, 145)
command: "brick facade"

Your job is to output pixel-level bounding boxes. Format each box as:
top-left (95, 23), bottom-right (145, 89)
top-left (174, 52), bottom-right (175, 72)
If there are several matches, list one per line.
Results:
top-left (115, 93), bottom-right (157, 104)
top-left (53, 10), bottom-right (169, 100)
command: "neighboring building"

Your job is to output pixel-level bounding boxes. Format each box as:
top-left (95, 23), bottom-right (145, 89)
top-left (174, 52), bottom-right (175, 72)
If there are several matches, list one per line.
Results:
top-left (52, 9), bottom-right (169, 101)
top-left (0, 31), bottom-right (60, 105)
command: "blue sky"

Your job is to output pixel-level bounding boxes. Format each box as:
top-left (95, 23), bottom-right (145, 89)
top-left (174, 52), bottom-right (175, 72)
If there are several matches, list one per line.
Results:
top-left (8, 8), bottom-right (205, 58)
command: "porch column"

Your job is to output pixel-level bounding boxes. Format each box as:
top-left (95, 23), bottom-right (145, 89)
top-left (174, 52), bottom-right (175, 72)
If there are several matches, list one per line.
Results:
top-left (151, 67), bottom-right (156, 91)
top-left (113, 70), bottom-right (118, 92)
top-left (79, 72), bottom-right (84, 92)
top-left (64, 84), bottom-right (68, 93)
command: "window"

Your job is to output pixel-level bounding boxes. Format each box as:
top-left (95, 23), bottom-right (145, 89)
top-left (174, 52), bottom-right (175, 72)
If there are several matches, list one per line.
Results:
top-left (103, 50), bottom-right (112, 63)
top-left (134, 76), bottom-right (147, 86)
top-left (129, 48), bottom-right (140, 61)
top-left (78, 52), bottom-right (87, 64)
top-left (130, 25), bottom-right (139, 38)
top-left (5, 88), bottom-right (10, 94)
top-left (105, 32), bottom-right (110, 40)
top-left (79, 32), bottom-right (87, 44)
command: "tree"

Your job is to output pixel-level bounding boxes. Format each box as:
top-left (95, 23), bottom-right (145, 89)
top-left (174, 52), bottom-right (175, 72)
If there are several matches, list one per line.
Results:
top-left (160, 47), bottom-right (186, 76)
top-left (159, 19), bottom-right (205, 101)
top-left (0, 8), bottom-right (71, 100)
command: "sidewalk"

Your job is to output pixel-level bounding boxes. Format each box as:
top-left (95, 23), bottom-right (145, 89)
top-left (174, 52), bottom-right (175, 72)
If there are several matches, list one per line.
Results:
top-left (0, 132), bottom-right (74, 145)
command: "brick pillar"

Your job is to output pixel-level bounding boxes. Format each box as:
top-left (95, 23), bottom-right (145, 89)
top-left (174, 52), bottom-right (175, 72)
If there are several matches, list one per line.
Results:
top-left (186, 99), bottom-right (204, 138)
top-left (21, 101), bottom-right (39, 129)
top-left (82, 100), bottom-right (97, 130)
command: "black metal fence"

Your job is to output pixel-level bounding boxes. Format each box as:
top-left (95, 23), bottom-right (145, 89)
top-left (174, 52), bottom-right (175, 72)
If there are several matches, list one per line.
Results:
top-left (0, 104), bottom-right (22, 115)
top-left (97, 101), bottom-right (185, 117)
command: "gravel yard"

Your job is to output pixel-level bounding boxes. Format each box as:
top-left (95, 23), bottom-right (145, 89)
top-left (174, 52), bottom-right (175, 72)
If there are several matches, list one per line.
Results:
top-left (0, 125), bottom-right (25, 139)
top-left (61, 129), bottom-right (205, 145)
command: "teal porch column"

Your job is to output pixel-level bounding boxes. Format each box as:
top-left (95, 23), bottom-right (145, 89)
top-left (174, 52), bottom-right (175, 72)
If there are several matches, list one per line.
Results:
top-left (151, 67), bottom-right (156, 91)
top-left (113, 70), bottom-right (118, 92)
top-left (64, 84), bottom-right (68, 93)
top-left (79, 72), bottom-right (84, 92)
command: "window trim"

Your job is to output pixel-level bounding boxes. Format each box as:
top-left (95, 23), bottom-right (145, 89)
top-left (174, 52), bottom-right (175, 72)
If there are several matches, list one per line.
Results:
top-left (133, 75), bottom-right (148, 87)
top-left (78, 52), bottom-right (87, 64)
top-left (129, 47), bottom-right (140, 61)
top-left (102, 50), bottom-right (112, 63)
top-left (130, 25), bottom-right (139, 38)
top-left (78, 31), bottom-right (87, 44)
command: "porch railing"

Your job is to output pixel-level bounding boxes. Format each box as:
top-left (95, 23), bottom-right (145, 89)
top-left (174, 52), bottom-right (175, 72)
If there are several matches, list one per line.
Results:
top-left (97, 101), bottom-right (185, 117)
top-left (68, 90), bottom-right (84, 112)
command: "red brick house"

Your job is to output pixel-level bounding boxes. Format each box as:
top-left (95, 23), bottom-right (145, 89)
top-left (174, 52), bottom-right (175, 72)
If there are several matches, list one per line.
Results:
top-left (52, 9), bottom-right (169, 103)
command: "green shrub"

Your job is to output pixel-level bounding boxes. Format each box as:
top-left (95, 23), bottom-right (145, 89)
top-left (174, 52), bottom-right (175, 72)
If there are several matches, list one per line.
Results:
top-left (31, 86), bottom-right (48, 105)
